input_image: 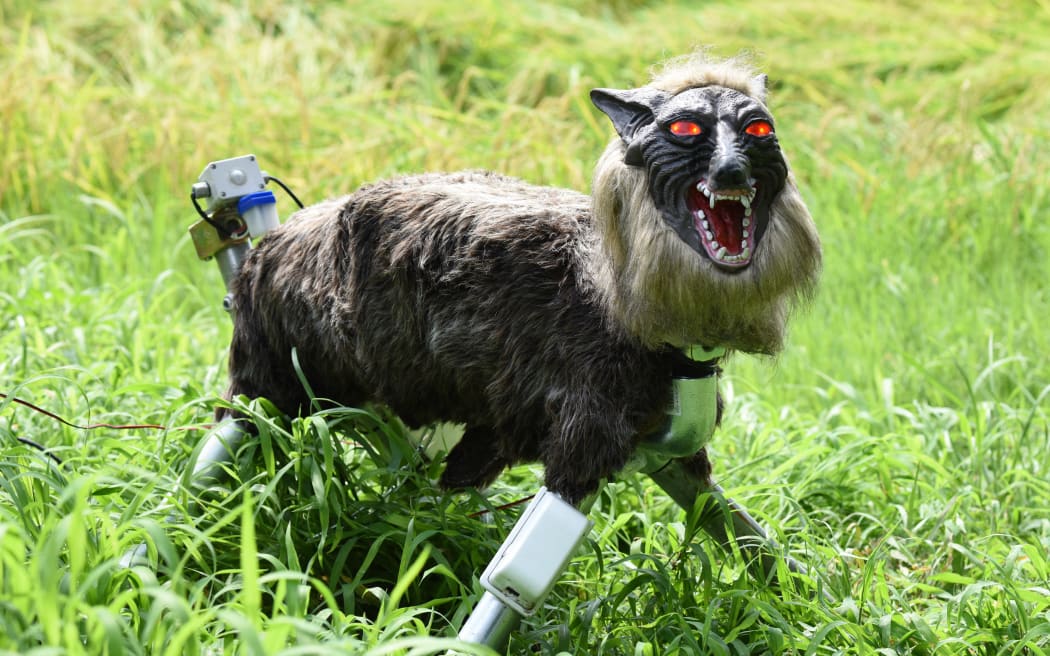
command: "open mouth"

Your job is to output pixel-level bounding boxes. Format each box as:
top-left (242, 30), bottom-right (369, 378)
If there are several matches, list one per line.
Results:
top-left (687, 178), bottom-right (757, 268)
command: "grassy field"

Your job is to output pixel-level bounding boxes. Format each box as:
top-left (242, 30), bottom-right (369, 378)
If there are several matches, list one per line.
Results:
top-left (2, 0), bottom-right (1049, 653)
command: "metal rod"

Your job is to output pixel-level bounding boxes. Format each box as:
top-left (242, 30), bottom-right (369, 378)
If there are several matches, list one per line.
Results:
top-left (647, 459), bottom-right (807, 580)
top-left (457, 591), bottom-right (522, 650)
top-left (118, 540), bottom-right (150, 569)
top-left (214, 241), bottom-right (251, 289)
top-left (187, 417), bottom-right (245, 485)
top-left (119, 418), bottom-right (246, 569)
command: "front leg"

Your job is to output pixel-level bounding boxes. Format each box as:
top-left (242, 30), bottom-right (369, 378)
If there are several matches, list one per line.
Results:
top-left (541, 393), bottom-right (638, 506)
top-left (647, 449), bottom-right (808, 581)
top-left (438, 424), bottom-right (509, 491)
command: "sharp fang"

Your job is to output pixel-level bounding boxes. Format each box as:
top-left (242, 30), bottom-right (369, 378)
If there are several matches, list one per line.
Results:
top-left (742, 246), bottom-right (750, 258)
top-left (741, 195), bottom-right (750, 209)
top-left (717, 247), bottom-right (728, 259)
top-left (710, 195), bottom-right (718, 208)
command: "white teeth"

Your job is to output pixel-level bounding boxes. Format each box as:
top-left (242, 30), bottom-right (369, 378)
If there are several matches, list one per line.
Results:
top-left (696, 180), bottom-right (758, 234)
top-left (704, 239), bottom-right (752, 263)
top-left (742, 229), bottom-right (749, 238)
top-left (710, 242), bottom-right (751, 263)
top-left (705, 230), bottom-right (714, 240)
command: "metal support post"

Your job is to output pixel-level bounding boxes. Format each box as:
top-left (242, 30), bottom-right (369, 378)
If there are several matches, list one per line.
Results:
top-left (121, 155), bottom-right (279, 571)
top-left (457, 487), bottom-right (591, 651)
top-left (648, 461), bottom-right (806, 579)
top-left (457, 591), bottom-right (523, 650)
top-left (119, 418), bottom-right (247, 568)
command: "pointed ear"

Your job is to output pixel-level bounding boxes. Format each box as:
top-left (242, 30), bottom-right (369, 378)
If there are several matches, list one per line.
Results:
top-left (751, 74), bottom-right (768, 102)
top-left (590, 87), bottom-right (667, 142)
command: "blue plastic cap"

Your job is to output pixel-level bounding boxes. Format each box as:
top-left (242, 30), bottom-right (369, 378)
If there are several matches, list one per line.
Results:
top-left (237, 190), bottom-right (276, 214)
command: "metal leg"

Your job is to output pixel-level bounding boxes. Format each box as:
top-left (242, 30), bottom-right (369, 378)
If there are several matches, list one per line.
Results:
top-left (457, 591), bottom-right (522, 650)
top-left (647, 459), bottom-right (807, 580)
top-left (457, 488), bottom-right (591, 651)
top-left (454, 456), bottom-right (814, 652)
top-left (119, 417), bottom-right (246, 569)
top-left (185, 417), bottom-right (246, 485)
top-left (118, 538), bottom-right (151, 569)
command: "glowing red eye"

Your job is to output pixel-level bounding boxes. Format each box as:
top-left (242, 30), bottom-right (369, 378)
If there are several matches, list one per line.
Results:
top-left (669, 121), bottom-right (702, 136)
top-left (745, 120), bottom-right (772, 137)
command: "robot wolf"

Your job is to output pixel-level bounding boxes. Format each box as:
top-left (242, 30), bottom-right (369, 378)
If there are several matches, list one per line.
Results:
top-left (225, 55), bottom-right (821, 505)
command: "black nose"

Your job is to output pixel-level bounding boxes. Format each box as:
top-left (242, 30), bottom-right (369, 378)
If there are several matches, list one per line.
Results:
top-left (709, 158), bottom-right (750, 190)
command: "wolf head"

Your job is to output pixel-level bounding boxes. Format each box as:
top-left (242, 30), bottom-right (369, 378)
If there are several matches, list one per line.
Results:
top-left (589, 55), bottom-right (821, 354)
top-left (592, 78), bottom-right (785, 270)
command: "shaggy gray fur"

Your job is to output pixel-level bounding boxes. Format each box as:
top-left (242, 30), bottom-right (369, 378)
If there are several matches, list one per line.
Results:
top-left (225, 57), bottom-right (820, 505)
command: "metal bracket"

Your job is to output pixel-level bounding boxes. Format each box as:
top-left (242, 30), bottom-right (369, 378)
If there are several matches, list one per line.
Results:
top-left (189, 215), bottom-right (249, 261)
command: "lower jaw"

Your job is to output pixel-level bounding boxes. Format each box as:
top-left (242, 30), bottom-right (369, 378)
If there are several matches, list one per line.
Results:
top-left (693, 214), bottom-right (755, 268)
top-left (702, 240), bottom-right (752, 268)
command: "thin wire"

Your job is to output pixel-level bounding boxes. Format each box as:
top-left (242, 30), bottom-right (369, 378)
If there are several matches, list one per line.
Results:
top-left (1, 391), bottom-right (214, 466)
top-left (0, 392), bottom-right (166, 431)
top-left (467, 494), bottom-right (536, 519)
top-left (14, 436), bottom-right (64, 466)
top-left (191, 192), bottom-right (240, 238)
top-left (265, 175), bottom-right (305, 209)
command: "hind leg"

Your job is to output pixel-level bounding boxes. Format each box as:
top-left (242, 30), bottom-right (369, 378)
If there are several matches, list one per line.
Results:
top-left (438, 425), bottom-right (509, 490)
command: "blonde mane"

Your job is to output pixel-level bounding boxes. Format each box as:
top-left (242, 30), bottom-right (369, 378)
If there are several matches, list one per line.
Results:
top-left (650, 52), bottom-right (768, 101)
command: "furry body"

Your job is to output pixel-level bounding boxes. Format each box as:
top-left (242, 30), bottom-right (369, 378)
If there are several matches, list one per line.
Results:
top-left (228, 172), bottom-right (676, 503)
top-left (225, 56), bottom-right (821, 505)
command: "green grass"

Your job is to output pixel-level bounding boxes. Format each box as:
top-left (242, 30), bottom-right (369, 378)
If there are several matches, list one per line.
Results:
top-left (2, 0), bottom-right (1049, 653)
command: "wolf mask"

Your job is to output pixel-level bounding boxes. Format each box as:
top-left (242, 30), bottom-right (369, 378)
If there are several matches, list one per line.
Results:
top-left (224, 55), bottom-right (821, 504)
